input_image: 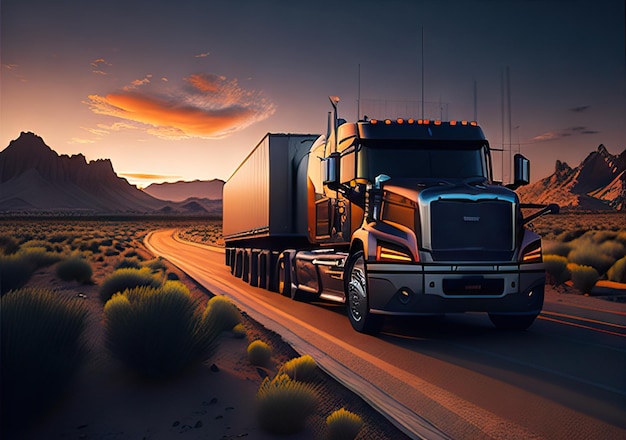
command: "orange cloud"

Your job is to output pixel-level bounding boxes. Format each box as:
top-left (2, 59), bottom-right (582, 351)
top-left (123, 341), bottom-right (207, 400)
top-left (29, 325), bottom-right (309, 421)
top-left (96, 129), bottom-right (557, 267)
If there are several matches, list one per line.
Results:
top-left (86, 72), bottom-right (275, 139)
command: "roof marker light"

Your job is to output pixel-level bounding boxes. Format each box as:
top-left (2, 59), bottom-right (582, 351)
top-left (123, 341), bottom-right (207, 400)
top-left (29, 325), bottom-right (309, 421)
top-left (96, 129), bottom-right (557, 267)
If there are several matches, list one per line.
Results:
top-left (371, 119), bottom-right (378, 124)
top-left (434, 120), bottom-right (442, 125)
top-left (450, 120), bottom-right (457, 125)
top-left (385, 119), bottom-right (392, 125)
top-left (417, 119), bottom-right (423, 124)
top-left (424, 119), bottom-right (430, 125)
top-left (470, 121), bottom-right (478, 126)
top-left (461, 120), bottom-right (468, 125)
top-left (397, 118), bottom-right (404, 124)
top-left (408, 118), bottom-right (415, 124)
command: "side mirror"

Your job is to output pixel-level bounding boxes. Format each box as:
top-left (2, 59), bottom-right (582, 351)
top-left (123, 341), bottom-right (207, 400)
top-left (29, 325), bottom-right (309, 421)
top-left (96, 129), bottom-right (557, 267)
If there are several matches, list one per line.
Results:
top-left (323, 152), bottom-right (340, 190)
top-left (509, 154), bottom-right (530, 189)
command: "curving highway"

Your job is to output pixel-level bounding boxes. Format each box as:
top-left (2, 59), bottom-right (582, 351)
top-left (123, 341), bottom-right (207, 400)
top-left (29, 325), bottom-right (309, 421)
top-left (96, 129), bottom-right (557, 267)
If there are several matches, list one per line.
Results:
top-left (145, 229), bottom-right (626, 440)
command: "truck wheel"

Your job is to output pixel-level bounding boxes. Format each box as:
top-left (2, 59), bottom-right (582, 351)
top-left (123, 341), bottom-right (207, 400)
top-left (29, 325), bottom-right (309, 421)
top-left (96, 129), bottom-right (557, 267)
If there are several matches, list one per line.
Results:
top-left (345, 251), bottom-right (382, 334)
top-left (488, 313), bottom-right (538, 331)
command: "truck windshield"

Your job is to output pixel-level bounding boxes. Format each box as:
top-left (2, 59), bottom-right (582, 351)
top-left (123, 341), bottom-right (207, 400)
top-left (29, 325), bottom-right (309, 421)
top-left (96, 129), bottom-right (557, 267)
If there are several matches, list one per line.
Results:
top-left (358, 142), bottom-right (488, 181)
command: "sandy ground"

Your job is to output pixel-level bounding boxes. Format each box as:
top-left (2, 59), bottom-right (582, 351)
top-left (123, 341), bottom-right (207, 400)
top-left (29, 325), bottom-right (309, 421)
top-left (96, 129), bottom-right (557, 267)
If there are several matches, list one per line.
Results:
top-left (5, 242), bottom-right (407, 440)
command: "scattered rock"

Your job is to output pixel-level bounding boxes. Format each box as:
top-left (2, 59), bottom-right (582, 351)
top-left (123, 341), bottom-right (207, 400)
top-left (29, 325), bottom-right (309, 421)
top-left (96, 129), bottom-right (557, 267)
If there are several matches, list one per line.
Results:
top-left (194, 420), bottom-right (203, 429)
top-left (210, 363), bottom-right (220, 372)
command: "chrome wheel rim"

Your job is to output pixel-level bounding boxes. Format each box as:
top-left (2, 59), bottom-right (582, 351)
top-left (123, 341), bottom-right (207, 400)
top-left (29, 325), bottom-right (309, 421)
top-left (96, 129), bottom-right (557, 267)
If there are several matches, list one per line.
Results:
top-left (348, 256), bottom-right (367, 323)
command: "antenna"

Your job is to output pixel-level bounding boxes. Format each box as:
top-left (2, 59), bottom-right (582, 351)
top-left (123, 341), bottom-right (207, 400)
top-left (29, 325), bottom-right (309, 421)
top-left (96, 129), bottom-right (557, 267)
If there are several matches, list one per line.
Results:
top-left (421, 26), bottom-right (425, 119)
top-left (357, 64), bottom-right (361, 120)
top-left (473, 80), bottom-right (478, 121)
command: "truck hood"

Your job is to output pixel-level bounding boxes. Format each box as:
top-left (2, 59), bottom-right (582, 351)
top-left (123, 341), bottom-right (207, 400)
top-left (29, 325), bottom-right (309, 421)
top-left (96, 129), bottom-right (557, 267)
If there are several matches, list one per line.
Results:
top-left (383, 178), bottom-right (519, 205)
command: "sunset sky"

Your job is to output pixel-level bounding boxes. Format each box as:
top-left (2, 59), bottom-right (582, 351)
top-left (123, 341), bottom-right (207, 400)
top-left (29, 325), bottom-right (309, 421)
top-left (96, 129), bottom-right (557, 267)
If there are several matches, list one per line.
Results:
top-left (1, 0), bottom-right (624, 186)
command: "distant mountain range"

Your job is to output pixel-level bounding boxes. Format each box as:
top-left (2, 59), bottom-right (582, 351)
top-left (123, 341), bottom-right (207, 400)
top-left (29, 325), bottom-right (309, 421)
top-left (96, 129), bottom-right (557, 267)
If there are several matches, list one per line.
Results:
top-left (142, 179), bottom-right (223, 202)
top-left (1, 132), bottom-right (623, 215)
top-left (516, 144), bottom-right (626, 210)
top-left (0, 132), bottom-right (221, 215)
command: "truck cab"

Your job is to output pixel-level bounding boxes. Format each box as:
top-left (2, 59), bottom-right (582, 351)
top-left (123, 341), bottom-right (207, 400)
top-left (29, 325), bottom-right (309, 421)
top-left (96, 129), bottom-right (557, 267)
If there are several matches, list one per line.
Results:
top-left (224, 110), bottom-right (557, 333)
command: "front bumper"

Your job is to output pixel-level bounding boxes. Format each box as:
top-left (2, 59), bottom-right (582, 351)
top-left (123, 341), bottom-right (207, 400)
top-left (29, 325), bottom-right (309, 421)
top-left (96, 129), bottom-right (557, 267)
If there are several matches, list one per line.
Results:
top-left (366, 262), bottom-right (545, 315)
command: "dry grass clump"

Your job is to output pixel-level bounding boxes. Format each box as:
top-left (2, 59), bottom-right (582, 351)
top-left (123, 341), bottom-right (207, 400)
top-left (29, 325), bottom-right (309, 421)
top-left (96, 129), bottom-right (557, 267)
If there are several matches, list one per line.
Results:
top-left (104, 281), bottom-right (217, 379)
top-left (0, 254), bottom-right (35, 295)
top-left (543, 228), bottom-right (625, 293)
top-left (544, 255), bottom-right (570, 286)
top-left (247, 340), bottom-right (273, 367)
top-left (325, 408), bottom-right (364, 440)
top-left (202, 295), bottom-right (242, 332)
top-left (278, 354), bottom-right (318, 382)
top-left (608, 256), bottom-right (626, 283)
top-left (568, 263), bottom-right (599, 294)
top-left (256, 373), bottom-right (320, 435)
top-left (1, 288), bottom-right (88, 435)
top-left (56, 255), bottom-right (93, 283)
top-left (98, 267), bottom-right (161, 303)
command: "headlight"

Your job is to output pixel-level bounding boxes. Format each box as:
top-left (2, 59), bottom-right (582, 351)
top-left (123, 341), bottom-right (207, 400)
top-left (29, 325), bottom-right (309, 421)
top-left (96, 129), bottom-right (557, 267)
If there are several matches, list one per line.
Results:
top-left (376, 241), bottom-right (414, 262)
top-left (520, 241), bottom-right (542, 263)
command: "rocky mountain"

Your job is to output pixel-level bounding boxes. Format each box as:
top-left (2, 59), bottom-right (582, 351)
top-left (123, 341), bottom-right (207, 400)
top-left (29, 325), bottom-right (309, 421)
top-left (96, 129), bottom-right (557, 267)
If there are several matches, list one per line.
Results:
top-left (0, 132), bottom-right (221, 215)
top-left (517, 144), bottom-right (626, 210)
top-left (143, 179), bottom-right (224, 202)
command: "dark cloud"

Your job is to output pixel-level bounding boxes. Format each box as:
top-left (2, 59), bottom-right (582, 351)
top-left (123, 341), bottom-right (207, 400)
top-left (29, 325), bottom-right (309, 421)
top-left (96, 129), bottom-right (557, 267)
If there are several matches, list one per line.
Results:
top-left (569, 105), bottom-right (590, 113)
top-left (531, 126), bottom-right (600, 142)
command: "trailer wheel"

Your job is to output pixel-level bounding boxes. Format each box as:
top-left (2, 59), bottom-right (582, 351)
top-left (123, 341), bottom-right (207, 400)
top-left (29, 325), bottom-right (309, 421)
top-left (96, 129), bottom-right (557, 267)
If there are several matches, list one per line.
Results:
top-left (488, 313), bottom-right (538, 331)
top-left (277, 255), bottom-right (291, 297)
top-left (345, 251), bottom-right (382, 334)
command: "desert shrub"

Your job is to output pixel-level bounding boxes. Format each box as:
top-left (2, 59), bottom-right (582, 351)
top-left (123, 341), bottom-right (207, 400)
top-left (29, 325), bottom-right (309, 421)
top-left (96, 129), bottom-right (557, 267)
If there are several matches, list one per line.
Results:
top-left (143, 257), bottom-right (167, 273)
top-left (248, 340), bottom-right (272, 367)
top-left (278, 354), bottom-right (318, 382)
top-left (543, 255), bottom-right (570, 285)
top-left (557, 229), bottom-right (587, 242)
top-left (56, 255), bottom-right (93, 283)
top-left (18, 246), bottom-right (62, 269)
top-left (599, 240), bottom-right (626, 259)
top-left (0, 254), bottom-right (34, 295)
top-left (80, 239), bottom-right (102, 254)
top-left (202, 295), bottom-right (242, 332)
top-left (543, 241), bottom-right (572, 258)
top-left (325, 408), bottom-right (364, 440)
top-left (124, 249), bottom-right (141, 259)
top-left (115, 257), bottom-right (142, 270)
top-left (1, 288), bottom-right (88, 434)
top-left (0, 235), bottom-right (20, 255)
top-left (607, 256), bottom-right (626, 283)
top-left (256, 373), bottom-right (320, 435)
top-left (568, 263), bottom-right (599, 294)
top-left (231, 323), bottom-right (247, 339)
top-left (104, 248), bottom-right (120, 256)
top-left (98, 267), bottom-right (160, 303)
top-left (567, 246), bottom-right (614, 275)
top-left (104, 281), bottom-right (217, 379)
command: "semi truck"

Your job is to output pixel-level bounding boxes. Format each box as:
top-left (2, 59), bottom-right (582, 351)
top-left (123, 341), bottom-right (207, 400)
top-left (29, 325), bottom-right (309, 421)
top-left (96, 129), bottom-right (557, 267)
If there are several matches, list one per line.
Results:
top-left (223, 100), bottom-right (557, 333)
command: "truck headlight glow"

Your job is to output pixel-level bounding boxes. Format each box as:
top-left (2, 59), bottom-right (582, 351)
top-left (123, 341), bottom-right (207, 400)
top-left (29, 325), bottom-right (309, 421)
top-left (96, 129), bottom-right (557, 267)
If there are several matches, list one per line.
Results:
top-left (376, 244), bottom-right (413, 262)
top-left (521, 242), bottom-right (542, 263)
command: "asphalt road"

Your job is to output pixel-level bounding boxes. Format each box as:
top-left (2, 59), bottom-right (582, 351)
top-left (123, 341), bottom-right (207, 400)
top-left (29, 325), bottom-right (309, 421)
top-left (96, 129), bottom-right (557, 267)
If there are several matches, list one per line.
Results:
top-left (145, 229), bottom-right (626, 440)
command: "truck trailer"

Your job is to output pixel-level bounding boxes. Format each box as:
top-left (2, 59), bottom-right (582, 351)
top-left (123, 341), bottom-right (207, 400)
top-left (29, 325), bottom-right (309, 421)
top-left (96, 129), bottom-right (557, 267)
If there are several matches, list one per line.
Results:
top-left (223, 102), bottom-right (557, 333)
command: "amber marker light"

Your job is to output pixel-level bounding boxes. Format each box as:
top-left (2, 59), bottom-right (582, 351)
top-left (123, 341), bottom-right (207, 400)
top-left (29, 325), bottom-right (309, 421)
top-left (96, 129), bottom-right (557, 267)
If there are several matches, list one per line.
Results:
top-left (434, 120), bottom-right (442, 125)
top-left (371, 119), bottom-right (378, 124)
top-left (470, 121), bottom-right (478, 126)
top-left (376, 245), bottom-right (413, 262)
top-left (450, 120), bottom-right (457, 125)
top-left (385, 119), bottom-right (392, 125)
top-left (408, 118), bottom-right (415, 124)
top-left (397, 118), bottom-right (404, 124)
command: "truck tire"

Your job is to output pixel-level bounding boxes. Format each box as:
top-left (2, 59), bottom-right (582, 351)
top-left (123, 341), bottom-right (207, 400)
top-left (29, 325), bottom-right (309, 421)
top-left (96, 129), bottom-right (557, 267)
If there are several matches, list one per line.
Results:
top-left (345, 251), bottom-right (383, 334)
top-left (277, 254), bottom-right (291, 297)
top-left (488, 313), bottom-right (538, 331)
